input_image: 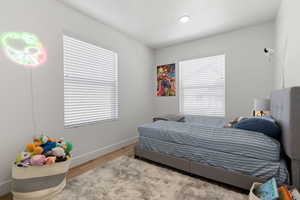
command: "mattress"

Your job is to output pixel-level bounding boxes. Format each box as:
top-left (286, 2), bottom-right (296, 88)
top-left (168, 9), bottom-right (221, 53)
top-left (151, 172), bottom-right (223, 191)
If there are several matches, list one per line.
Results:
top-left (138, 121), bottom-right (281, 161)
top-left (137, 120), bottom-right (289, 184)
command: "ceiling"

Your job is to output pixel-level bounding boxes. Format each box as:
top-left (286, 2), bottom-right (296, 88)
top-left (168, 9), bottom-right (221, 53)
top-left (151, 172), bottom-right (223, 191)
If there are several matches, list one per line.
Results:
top-left (60, 0), bottom-right (281, 49)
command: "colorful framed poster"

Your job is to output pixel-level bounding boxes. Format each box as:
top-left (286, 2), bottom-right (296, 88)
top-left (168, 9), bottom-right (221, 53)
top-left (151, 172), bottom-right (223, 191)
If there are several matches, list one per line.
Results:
top-left (157, 63), bottom-right (176, 96)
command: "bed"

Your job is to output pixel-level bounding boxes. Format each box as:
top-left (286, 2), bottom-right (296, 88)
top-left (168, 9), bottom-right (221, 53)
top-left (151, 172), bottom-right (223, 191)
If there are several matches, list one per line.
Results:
top-left (135, 87), bottom-right (300, 190)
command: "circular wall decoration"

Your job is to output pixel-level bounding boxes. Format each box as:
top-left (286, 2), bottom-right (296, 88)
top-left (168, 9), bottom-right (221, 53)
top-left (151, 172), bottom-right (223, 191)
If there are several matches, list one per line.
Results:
top-left (0, 32), bottom-right (47, 67)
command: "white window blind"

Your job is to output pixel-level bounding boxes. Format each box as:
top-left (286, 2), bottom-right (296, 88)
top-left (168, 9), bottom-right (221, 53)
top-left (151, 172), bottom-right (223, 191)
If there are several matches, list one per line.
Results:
top-left (179, 55), bottom-right (225, 116)
top-left (63, 35), bottom-right (119, 127)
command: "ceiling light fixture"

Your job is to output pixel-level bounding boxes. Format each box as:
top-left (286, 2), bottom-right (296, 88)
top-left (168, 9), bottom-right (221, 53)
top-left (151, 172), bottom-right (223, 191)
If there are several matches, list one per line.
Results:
top-left (179, 15), bottom-right (190, 23)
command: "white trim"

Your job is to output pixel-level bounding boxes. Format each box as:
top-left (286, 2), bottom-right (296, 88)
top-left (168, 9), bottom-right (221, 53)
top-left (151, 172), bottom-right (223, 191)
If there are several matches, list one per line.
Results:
top-left (178, 54), bottom-right (226, 116)
top-left (0, 136), bottom-right (138, 196)
top-left (0, 180), bottom-right (11, 196)
top-left (63, 34), bottom-right (119, 127)
top-left (70, 136), bottom-right (138, 168)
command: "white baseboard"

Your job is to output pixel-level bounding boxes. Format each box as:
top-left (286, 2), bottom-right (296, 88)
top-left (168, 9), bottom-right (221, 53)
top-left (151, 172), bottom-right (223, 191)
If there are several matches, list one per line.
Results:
top-left (0, 180), bottom-right (11, 197)
top-left (0, 136), bottom-right (138, 197)
top-left (70, 136), bottom-right (138, 168)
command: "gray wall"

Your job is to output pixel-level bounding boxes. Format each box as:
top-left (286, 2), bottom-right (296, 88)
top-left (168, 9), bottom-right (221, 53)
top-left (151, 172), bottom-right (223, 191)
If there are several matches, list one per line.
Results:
top-left (0, 1), bottom-right (154, 195)
top-left (0, 1), bottom-right (279, 195)
top-left (154, 22), bottom-right (275, 119)
top-left (274, 0), bottom-right (300, 89)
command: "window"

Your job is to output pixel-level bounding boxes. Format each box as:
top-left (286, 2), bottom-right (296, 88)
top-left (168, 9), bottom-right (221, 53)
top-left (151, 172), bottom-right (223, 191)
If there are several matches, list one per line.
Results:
top-left (179, 55), bottom-right (225, 116)
top-left (64, 35), bottom-right (119, 127)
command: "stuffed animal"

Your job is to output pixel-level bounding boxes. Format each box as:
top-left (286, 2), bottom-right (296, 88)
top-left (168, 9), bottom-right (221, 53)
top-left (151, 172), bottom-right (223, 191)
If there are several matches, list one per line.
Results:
top-left (33, 146), bottom-right (44, 155)
top-left (56, 156), bottom-right (67, 162)
top-left (33, 135), bottom-right (49, 144)
top-left (15, 134), bottom-right (73, 167)
top-left (41, 142), bottom-right (57, 154)
top-left (56, 139), bottom-right (73, 154)
top-left (56, 139), bottom-right (64, 148)
top-left (40, 135), bottom-right (49, 144)
top-left (64, 141), bottom-right (73, 153)
top-left (58, 141), bottom-right (73, 154)
top-left (33, 138), bottom-right (42, 146)
top-left (30, 155), bottom-right (46, 166)
top-left (51, 147), bottom-right (66, 157)
top-left (48, 138), bottom-right (57, 143)
top-left (26, 143), bottom-right (36, 152)
top-left (15, 152), bottom-right (32, 164)
top-left (224, 117), bottom-right (248, 128)
top-left (26, 143), bottom-right (44, 155)
top-left (45, 156), bottom-right (56, 165)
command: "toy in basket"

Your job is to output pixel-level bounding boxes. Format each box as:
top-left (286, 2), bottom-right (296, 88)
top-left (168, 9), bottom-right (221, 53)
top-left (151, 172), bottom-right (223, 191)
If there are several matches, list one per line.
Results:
top-left (249, 178), bottom-right (297, 200)
top-left (12, 135), bottom-right (73, 200)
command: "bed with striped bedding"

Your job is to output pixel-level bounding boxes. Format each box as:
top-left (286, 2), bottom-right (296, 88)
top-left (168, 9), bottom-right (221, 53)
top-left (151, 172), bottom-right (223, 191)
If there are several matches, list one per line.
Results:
top-left (137, 119), bottom-right (289, 185)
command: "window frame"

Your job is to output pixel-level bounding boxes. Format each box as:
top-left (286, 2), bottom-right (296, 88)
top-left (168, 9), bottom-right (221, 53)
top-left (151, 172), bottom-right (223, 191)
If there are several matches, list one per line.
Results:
top-left (178, 54), bottom-right (226, 117)
top-left (63, 34), bottom-right (119, 128)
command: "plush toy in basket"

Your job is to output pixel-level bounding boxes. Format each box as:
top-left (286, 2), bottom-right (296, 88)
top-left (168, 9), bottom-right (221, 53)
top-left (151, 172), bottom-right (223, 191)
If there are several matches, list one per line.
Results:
top-left (15, 135), bottom-right (73, 167)
top-left (12, 135), bottom-right (73, 200)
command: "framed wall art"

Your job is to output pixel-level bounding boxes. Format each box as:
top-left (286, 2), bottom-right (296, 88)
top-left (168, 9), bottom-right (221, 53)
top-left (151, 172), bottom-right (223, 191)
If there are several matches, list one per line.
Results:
top-left (157, 63), bottom-right (176, 96)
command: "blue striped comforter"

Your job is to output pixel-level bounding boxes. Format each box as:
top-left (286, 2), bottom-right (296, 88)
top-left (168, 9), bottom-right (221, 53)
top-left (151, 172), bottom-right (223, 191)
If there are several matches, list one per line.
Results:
top-left (138, 121), bottom-right (281, 161)
top-left (137, 120), bottom-right (289, 184)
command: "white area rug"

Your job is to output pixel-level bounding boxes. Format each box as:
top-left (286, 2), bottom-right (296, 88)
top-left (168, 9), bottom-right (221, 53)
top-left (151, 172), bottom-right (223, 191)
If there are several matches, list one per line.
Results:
top-left (55, 156), bottom-right (247, 200)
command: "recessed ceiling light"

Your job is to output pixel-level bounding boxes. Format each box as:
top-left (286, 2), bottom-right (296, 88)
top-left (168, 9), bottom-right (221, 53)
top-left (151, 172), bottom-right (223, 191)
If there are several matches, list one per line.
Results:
top-left (179, 15), bottom-right (190, 23)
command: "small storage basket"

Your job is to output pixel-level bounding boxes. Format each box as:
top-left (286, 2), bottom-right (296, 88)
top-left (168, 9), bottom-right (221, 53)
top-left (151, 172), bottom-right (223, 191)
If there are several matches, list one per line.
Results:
top-left (11, 158), bottom-right (71, 200)
top-left (249, 182), bottom-right (263, 200)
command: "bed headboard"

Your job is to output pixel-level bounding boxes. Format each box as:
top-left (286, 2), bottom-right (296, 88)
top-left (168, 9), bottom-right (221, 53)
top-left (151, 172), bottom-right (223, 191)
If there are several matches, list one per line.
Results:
top-left (271, 87), bottom-right (300, 160)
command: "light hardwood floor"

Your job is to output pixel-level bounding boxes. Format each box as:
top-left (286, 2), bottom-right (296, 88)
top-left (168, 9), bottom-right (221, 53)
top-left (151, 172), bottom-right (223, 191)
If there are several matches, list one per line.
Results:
top-left (0, 143), bottom-right (136, 200)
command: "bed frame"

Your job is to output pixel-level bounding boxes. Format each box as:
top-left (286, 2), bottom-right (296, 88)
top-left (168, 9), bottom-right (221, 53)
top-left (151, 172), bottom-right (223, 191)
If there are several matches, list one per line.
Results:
top-left (135, 87), bottom-right (300, 190)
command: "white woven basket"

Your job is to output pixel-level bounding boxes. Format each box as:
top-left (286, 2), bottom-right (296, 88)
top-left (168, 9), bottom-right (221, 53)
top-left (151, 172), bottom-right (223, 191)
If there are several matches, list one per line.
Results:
top-left (11, 158), bottom-right (71, 200)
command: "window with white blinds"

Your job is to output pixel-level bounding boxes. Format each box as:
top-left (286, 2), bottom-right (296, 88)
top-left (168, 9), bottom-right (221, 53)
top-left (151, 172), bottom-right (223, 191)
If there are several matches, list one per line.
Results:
top-left (63, 35), bottom-right (119, 127)
top-left (179, 55), bottom-right (225, 116)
